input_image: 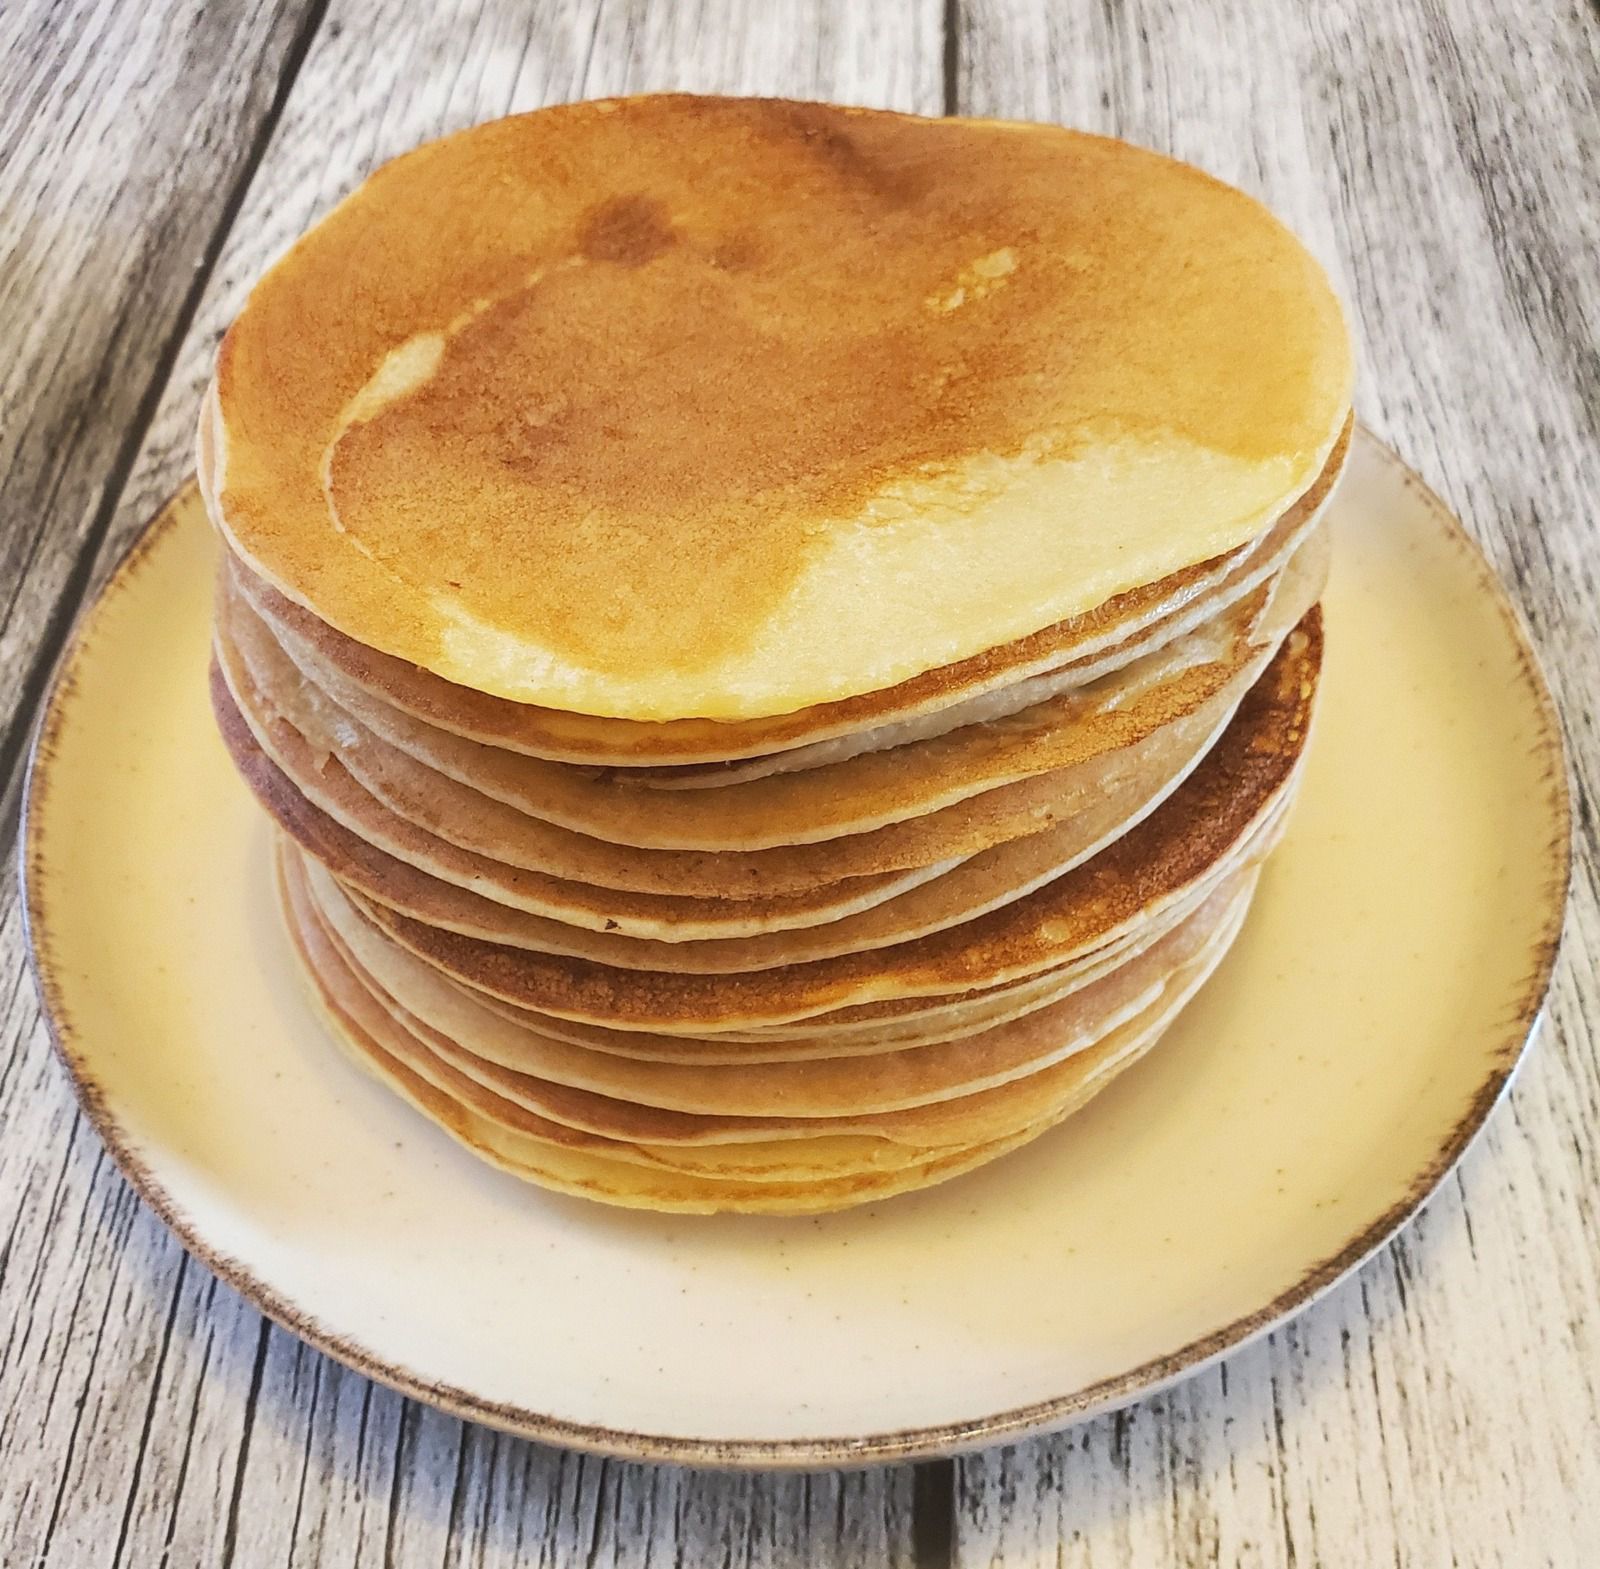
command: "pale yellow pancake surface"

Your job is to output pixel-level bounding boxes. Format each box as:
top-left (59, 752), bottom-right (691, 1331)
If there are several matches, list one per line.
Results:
top-left (210, 94), bottom-right (1352, 719)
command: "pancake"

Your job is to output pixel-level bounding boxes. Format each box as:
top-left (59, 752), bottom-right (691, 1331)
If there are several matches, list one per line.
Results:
top-left (216, 565), bottom-right (1326, 959)
top-left (205, 96), bottom-right (1350, 1212)
top-left (295, 842), bottom-right (1252, 1119)
top-left (216, 566), bottom-right (1281, 884)
top-left (313, 842), bottom-right (1247, 1062)
top-left (226, 417), bottom-right (1345, 770)
top-left (701, 841), bottom-right (1284, 1042)
top-left (206, 96), bottom-right (1351, 722)
top-left (292, 904), bottom-right (1046, 1211)
top-left (332, 613), bottom-right (1318, 1031)
top-left (212, 672), bottom-right (963, 940)
top-left (283, 732), bottom-right (1221, 976)
top-left (353, 779), bottom-right (1285, 1035)
top-left (281, 845), bottom-right (1250, 1211)
top-left (453, 868), bottom-right (1251, 1060)
top-left (221, 519), bottom-right (1328, 854)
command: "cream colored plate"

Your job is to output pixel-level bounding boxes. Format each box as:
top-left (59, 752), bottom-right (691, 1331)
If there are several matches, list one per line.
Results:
top-left (22, 430), bottom-right (1569, 1466)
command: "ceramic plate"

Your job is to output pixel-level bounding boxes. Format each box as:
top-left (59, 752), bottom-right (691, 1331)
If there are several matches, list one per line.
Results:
top-left (21, 430), bottom-right (1569, 1466)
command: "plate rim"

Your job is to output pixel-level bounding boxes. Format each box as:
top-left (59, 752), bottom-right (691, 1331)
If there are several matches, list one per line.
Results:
top-left (18, 430), bottom-right (1573, 1469)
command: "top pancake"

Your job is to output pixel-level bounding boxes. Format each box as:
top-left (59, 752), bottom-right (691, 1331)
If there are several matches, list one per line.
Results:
top-left (207, 94), bottom-right (1353, 721)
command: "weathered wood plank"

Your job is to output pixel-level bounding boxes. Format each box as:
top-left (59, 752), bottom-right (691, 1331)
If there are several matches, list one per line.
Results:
top-left (0, 2), bottom-right (941, 1565)
top-left (952, 1), bottom-right (1600, 1563)
top-left (0, 7), bottom-right (320, 1564)
top-left (0, 0), bottom-right (322, 792)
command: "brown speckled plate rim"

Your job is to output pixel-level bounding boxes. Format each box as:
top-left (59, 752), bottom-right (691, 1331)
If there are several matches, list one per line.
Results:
top-left (18, 430), bottom-right (1573, 1471)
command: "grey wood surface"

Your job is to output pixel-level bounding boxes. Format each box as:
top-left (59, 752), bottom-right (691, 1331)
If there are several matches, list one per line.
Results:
top-left (0, 0), bottom-right (1595, 1564)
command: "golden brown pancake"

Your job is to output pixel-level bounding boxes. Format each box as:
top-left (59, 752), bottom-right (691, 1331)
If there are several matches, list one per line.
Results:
top-left (298, 844), bottom-right (1251, 1120)
top-left (226, 417), bottom-right (1345, 768)
top-left (291, 909), bottom-right (1048, 1210)
top-left (205, 97), bottom-right (1350, 1212)
top-left (217, 569), bottom-right (1266, 880)
top-left (280, 844), bottom-right (1251, 1210)
top-left (219, 521), bottom-right (1327, 854)
top-left (275, 753), bottom-right (1224, 977)
top-left (211, 672), bottom-right (961, 940)
top-left (214, 546), bottom-right (1324, 938)
top-left (206, 96), bottom-right (1351, 721)
top-left (452, 868), bottom-right (1257, 1059)
top-left (331, 614), bottom-right (1317, 1031)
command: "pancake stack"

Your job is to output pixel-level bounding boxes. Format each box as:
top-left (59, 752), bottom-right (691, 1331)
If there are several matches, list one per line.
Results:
top-left (200, 96), bottom-right (1353, 1213)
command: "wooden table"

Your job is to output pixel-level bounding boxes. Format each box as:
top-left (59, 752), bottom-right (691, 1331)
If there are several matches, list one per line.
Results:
top-left (2, 2), bottom-right (1596, 1563)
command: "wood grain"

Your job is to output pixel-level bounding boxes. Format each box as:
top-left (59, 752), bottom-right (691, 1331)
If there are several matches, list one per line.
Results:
top-left (1, 0), bottom-right (1597, 1563)
top-left (952, 2), bottom-right (1600, 1563)
top-left (0, 0), bottom-right (321, 794)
